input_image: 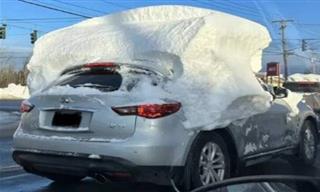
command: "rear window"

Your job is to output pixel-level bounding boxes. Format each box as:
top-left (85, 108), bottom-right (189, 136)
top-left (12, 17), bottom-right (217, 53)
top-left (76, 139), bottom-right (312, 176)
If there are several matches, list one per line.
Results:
top-left (57, 70), bottom-right (122, 92)
top-left (55, 65), bottom-right (163, 92)
top-left (283, 82), bottom-right (320, 93)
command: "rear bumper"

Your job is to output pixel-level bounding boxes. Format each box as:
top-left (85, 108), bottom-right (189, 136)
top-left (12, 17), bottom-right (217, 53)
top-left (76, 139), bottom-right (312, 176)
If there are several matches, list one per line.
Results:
top-left (13, 125), bottom-right (193, 167)
top-left (12, 150), bottom-right (183, 185)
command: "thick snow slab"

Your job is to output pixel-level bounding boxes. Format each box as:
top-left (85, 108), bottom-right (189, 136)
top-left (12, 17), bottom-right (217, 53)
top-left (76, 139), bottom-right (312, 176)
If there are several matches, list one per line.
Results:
top-left (27, 5), bottom-right (272, 129)
top-left (0, 84), bottom-right (29, 99)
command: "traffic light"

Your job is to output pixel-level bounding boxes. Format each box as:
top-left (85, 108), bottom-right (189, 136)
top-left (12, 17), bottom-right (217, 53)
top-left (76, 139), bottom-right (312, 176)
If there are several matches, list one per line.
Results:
top-left (302, 39), bottom-right (307, 51)
top-left (0, 24), bottom-right (6, 39)
top-left (30, 30), bottom-right (37, 44)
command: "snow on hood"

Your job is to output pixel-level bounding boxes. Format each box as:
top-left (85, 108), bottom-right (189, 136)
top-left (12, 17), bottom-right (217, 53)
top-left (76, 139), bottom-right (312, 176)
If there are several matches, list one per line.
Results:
top-left (0, 83), bottom-right (29, 99)
top-left (27, 5), bottom-right (272, 129)
top-left (288, 73), bottom-right (320, 82)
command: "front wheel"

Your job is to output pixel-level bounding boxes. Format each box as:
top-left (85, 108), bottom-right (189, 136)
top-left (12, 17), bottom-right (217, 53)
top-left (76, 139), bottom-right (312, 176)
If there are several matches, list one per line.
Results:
top-left (189, 133), bottom-right (231, 189)
top-left (298, 120), bottom-right (318, 165)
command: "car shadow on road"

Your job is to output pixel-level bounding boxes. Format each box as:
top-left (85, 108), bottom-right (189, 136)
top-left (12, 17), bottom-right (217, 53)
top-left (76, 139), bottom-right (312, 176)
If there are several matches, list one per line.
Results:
top-left (37, 179), bottom-right (174, 192)
top-left (243, 155), bottom-right (320, 177)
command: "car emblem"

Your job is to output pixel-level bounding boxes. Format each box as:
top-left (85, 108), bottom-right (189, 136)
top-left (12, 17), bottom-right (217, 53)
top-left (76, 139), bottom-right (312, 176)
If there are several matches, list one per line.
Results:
top-left (60, 97), bottom-right (71, 104)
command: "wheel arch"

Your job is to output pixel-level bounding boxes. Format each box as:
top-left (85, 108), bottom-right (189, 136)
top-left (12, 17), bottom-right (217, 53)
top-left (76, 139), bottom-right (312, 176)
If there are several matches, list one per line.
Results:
top-left (214, 128), bottom-right (240, 176)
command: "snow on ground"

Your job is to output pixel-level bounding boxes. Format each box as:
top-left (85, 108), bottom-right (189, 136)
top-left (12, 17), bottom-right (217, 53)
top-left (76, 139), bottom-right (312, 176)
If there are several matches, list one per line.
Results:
top-left (0, 84), bottom-right (29, 99)
top-left (288, 73), bottom-right (320, 82)
top-left (26, 5), bottom-right (272, 130)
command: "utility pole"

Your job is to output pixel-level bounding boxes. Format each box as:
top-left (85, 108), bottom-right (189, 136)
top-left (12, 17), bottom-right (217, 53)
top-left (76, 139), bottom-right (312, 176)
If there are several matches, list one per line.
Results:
top-left (272, 19), bottom-right (293, 81)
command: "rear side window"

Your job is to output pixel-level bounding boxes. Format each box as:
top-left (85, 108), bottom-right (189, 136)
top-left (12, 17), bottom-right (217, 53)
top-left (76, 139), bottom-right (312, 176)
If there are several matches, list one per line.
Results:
top-left (58, 71), bottom-right (122, 92)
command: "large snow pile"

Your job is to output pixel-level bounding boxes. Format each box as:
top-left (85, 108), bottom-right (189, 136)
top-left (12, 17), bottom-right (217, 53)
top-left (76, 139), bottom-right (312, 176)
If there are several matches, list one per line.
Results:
top-left (0, 83), bottom-right (29, 99)
top-left (289, 73), bottom-right (320, 82)
top-left (27, 5), bottom-right (272, 129)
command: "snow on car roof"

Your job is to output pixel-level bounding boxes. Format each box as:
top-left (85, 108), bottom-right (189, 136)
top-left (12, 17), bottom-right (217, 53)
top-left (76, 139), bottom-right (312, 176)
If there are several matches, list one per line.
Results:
top-left (26, 5), bottom-right (272, 130)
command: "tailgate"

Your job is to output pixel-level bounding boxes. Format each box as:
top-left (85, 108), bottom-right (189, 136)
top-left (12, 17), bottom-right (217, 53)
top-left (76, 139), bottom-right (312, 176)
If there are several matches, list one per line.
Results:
top-left (22, 94), bottom-right (136, 141)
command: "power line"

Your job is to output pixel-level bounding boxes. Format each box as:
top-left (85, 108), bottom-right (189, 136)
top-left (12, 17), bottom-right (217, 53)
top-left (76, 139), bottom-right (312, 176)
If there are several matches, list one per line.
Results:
top-left (17, 0), bottom-right (92, 18)
top-left (6, 24), bottom-right (34, 31)
top-left (4, 19), bottom-right (82, 24)
top-left (52, 0), bottom-right (106, 14)
top-left (293, 54), bottom-right (320, 63)
top-left (192, 0), bottom-right (261, 18)
top-left (222, 0), bottom-right (258, 14)
top-left (296, 23), bottom-right (320, 26)
top-left (264, 50), bottom-right (282, 54)
top-left (33, 0), bottom-right (95, 17)
top-left (4, 23), bottom-right (45, 33)
top-left (272, 38), bottom-right (320, 41)
top-left (0, 56), bottom-right (30, 59)
top-left (1, 17), bottom-right (82, 21)
top-left (99, 0), bottom-right (130, 9)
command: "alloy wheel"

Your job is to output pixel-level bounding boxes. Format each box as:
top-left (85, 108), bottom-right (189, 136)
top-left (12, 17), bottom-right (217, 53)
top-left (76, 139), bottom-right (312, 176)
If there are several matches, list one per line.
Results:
top-left (304, 126), bottom-right (316, 160)
top-left (199, 142), bottom-right (226, 185)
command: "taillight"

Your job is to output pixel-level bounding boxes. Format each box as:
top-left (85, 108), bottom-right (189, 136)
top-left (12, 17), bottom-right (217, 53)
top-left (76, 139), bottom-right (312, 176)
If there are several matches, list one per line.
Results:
top-left (84, 62), bottom-right (117, 68)
top-left (112, 102), bottom-right (181, 119)
top-left (20, 100), bottom-right (34, 113)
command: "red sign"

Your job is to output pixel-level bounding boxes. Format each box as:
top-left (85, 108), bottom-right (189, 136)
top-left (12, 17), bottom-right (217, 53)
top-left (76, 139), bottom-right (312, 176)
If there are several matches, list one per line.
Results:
top-left (266, 62), bottom-right (280, 76)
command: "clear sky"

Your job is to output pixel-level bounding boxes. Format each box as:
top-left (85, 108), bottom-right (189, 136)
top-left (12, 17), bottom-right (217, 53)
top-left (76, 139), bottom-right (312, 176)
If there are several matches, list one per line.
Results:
top-left (0, 0), bottom-right (320, 73)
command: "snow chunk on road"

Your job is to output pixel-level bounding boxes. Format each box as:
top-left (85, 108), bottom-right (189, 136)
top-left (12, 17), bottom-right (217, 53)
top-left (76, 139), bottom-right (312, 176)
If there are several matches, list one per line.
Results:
top-left (27, 5), bottom-right (272, 129)
top-left (289, 73), bottom-right (320, 82)
top-left (0, 83), bottom-right (29, 99)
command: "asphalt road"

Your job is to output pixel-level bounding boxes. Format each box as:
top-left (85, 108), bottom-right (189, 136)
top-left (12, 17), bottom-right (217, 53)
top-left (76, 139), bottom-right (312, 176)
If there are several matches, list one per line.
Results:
top-left (1, 100), bottom-right (320, 192)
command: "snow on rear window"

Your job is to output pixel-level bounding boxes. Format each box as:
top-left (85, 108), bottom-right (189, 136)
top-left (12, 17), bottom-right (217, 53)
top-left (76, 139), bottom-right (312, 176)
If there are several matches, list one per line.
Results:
top-left (57, 70), bottom-right (122, 92)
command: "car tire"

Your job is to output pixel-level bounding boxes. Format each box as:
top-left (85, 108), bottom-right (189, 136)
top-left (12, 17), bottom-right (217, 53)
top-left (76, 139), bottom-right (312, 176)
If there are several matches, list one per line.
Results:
top-left (298, 120), bottom-right (318, 165)
top-left (44, 173), bottom-right (84, 183)
top-left (188, 132), bottom-right (231, 189)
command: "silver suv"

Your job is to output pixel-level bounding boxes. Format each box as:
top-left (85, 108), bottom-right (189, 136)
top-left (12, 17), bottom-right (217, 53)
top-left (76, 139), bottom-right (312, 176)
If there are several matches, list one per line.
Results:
top-left (13, 62), bottom-right (319, 190)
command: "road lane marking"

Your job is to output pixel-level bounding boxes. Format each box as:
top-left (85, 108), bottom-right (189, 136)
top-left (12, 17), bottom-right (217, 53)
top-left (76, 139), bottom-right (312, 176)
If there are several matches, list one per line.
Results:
top-left (0, 165), bottom-right (22, 173)
top-left (0, 173), bottom-right (29, 181)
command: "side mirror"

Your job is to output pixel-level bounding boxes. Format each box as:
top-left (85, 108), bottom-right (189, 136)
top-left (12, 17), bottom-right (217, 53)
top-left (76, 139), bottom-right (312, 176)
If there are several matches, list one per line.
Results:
top-left (273, 87), bottom-right (288, 99)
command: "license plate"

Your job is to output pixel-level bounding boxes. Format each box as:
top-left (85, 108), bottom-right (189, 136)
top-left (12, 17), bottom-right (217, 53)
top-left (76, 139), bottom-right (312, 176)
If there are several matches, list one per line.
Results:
top-left (52, 110), bottom-right (82, 128)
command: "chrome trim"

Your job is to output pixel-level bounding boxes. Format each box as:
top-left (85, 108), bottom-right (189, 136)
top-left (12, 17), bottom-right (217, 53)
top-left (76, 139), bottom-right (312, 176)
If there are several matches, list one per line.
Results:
top-left (40, 107), bottom-right (96, 112)
top-left (38, 126), bottom-right (90, 132)
top-left (243, 145), bottom-right (296, 161)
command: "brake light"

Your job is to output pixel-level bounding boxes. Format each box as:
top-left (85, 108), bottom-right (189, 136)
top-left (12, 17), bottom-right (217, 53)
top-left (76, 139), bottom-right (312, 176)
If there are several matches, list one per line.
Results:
top-left (84, 62), bottom-right (116, 68)
top-left (112, 102), bottom-right (181, 119)
top-left (20, 100), bottom-right (34, 113)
